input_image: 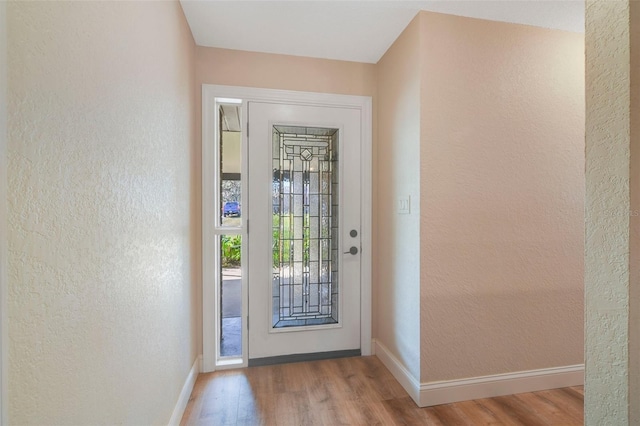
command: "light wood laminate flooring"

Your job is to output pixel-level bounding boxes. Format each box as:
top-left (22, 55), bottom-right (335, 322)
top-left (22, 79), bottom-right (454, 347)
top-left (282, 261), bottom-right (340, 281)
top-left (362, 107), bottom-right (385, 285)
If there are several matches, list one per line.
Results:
top-left (181, 356), bottom-right (583, 425)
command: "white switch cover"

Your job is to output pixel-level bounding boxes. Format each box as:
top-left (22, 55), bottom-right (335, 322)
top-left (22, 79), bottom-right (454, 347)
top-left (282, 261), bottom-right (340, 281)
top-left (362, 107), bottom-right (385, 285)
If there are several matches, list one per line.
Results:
top-left (398, 196), bottom-right (411, 215)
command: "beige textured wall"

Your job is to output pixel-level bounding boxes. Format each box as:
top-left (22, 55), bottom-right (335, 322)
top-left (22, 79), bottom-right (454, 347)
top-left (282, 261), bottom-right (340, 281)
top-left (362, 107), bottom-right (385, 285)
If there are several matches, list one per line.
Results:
top-left (375, 15), bottom-right (422, 380)
top-left (631, 3), bottom-right (640, 422)
top-left (419, 12), bottom-right (584, 382)
top-left (585, 1), bottom-right (639, 423)
top-left (0, 2), bottom-right (7, 423)
top-left (7, 1), bottom-right (197, 424)
top-left (195, 46), bottom-right (378, 347)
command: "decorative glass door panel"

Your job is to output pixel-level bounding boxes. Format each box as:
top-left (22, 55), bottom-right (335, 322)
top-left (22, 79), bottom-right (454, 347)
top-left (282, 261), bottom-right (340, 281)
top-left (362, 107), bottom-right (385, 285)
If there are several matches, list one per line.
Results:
top-left (247, 101), bottom-right (361, 362)
top-left (271, 126), bottom-right (339, 328)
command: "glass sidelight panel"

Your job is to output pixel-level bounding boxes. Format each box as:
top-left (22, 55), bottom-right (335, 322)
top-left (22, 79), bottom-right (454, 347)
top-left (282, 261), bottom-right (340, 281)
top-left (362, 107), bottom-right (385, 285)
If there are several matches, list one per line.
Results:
top-left (216, 101), bottom-right (243, 360)
top-left (219, 104), bottom-right (242, 227)
top-left (271, 125), bottom-right (339, 328)
top-left (220, 234), bottom-right (242, 357)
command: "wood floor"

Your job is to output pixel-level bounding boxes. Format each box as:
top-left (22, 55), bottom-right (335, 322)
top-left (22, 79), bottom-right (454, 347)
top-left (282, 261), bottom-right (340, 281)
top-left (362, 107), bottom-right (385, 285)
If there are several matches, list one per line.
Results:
top-left (180, 356), bottom-right (584, 426)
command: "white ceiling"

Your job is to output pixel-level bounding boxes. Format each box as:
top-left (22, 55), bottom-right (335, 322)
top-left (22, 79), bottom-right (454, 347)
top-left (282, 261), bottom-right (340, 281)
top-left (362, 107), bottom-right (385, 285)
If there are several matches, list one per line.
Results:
top-left (180, 1), bottom-right (584, 64)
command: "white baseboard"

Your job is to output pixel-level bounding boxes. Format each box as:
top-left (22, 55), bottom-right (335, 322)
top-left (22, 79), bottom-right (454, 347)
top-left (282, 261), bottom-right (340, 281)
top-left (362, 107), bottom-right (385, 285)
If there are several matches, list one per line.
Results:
top-left (419, 363), bottom-right (584, 407)
top-left (373, 339), bottom-right (584, 408)
top-left (373, 339), bottom-right (421, 404)
top-left (168, 355), bottom-right (201, 426)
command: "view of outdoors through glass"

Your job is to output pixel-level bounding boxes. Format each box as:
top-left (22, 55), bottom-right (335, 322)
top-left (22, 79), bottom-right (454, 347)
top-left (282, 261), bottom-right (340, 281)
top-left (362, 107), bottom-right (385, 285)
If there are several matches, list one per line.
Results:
top-left (220, 127), bottom-right (241, 227)
top-left (271, 125), bottom-right (340, 328)
top-left (218, 104), bottom-right (242, 357)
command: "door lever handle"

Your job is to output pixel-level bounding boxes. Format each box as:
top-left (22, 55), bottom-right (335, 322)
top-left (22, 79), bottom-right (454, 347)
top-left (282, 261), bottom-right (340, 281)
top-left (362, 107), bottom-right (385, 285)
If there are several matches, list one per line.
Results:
top-left (344, 246), bottom-right (358, 255)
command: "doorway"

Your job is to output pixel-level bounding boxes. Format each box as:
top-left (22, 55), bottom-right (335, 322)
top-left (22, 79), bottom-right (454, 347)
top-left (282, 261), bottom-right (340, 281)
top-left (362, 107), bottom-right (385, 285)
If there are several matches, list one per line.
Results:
top-left (202, 85), bottom-right (372, 372)
top-left (247, 102), bottom-right (363, 365)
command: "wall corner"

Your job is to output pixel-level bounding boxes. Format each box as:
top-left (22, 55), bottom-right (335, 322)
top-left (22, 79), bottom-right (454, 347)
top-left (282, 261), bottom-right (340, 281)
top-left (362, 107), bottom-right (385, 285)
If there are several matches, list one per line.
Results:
top-left (585, 0), bottom-right (635, 424)
top-left (0, 1), bottom-right (8, 423)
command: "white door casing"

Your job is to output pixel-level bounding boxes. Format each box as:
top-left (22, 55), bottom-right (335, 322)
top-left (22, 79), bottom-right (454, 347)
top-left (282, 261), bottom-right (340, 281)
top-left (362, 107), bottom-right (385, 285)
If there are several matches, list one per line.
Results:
top-left (202, 85), bottom-right (372, 371)
top-left (247, 102), bottom-right (362, 361)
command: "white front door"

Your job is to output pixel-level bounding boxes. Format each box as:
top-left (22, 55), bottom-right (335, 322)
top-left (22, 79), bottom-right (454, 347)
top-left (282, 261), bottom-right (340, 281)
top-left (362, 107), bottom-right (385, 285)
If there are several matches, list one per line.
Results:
top-left (247, 102), bottom-right (362, 363)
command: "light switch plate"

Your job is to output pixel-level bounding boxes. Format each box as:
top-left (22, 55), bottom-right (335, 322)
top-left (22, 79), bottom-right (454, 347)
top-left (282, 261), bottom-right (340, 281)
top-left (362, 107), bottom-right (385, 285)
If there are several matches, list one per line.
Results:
top-left (398, 196), bottom-right (411, 215)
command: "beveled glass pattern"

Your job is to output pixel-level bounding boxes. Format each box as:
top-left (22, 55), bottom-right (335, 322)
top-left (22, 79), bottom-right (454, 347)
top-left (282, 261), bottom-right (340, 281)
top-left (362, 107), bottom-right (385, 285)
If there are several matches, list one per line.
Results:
top-left (272, 125), bottom-right (339, 328)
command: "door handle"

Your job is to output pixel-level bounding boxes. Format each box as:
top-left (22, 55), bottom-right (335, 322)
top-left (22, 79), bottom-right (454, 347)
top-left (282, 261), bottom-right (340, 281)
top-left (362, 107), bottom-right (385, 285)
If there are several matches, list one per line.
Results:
top-left (344, 246), bottom-right (358, 255)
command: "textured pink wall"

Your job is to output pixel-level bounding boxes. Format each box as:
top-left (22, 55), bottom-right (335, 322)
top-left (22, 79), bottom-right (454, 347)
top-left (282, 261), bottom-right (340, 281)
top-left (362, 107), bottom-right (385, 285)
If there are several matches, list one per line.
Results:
top-left (7, 2), bottom-right (197, 423)
top-left (196, 46), bottom-right (376, 96)
top-left (376, 15), bottom-right (422, 381)
top-left (419, 12), bottom-right (584, 382)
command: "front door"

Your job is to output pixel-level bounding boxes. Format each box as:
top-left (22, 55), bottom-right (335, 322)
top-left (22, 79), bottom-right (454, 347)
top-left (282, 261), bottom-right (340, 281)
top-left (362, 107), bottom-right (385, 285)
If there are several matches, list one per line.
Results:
top-left (247, 102), bottom-right (362, 363)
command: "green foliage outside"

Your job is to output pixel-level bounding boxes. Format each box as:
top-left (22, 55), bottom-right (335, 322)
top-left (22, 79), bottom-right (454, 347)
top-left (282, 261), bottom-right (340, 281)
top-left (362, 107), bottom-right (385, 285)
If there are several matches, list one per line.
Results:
top-left (273, 214), bottom-right (311, 268)
top-left (221, 214), bottom-right (319, 269)
top-left (221, 235), bottom-right (241, 267)
top-left (273, 215), bottom-right (287, 268)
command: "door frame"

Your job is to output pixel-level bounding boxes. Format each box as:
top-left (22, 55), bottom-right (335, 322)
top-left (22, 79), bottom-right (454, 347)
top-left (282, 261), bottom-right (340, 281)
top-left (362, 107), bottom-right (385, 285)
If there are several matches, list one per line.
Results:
top-left (202, 84), bottom-right (372, 372)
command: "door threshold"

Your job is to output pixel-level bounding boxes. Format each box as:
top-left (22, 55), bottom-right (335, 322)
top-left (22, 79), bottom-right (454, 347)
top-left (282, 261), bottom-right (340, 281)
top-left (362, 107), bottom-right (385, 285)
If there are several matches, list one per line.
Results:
top-left (248, 349), bottom-right (361, 367)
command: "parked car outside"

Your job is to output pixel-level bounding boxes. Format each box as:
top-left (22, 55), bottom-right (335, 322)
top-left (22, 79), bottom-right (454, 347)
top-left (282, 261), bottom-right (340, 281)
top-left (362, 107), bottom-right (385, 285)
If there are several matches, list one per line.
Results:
top-left (223, 201), bottom-right (241, 217)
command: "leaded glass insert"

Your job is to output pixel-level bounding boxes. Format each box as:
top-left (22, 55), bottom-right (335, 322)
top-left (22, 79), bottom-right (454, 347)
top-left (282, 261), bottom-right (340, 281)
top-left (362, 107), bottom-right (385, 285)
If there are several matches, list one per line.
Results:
top-left (272, 125), bottom-right (339, 328)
